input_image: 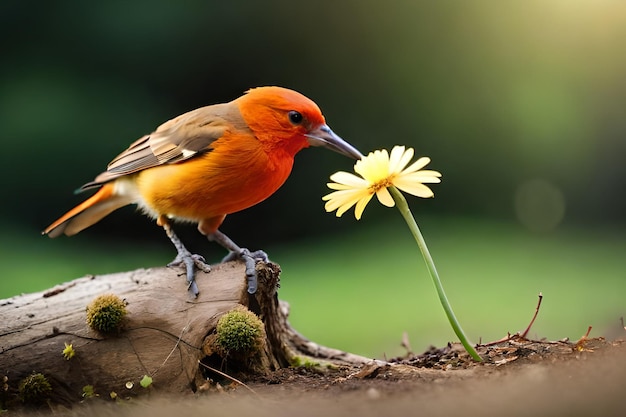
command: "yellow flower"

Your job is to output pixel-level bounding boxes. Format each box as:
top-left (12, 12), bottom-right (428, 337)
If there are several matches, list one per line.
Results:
top-left (323, 145), bottom-right (442, 220)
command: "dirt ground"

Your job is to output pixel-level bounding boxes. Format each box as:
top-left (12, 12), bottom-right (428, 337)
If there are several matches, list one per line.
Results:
top-left (21, 336), bottom-right (625, 417)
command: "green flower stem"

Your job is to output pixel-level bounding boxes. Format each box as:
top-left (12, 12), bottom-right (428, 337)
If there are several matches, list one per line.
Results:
top-left (389, 186), bottom-right (482, 362)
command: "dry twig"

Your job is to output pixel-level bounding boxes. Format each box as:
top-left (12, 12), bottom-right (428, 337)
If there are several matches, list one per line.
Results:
top-left (197, 360), bottom-right (260, 397)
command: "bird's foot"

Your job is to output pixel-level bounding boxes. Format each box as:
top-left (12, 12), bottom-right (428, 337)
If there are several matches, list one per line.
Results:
top-left (160, 217), bottom-right (211, 297)
top-left (221, 248), bottom-right (268, 294)
top-left (221, 248), bottom-right (268, 263)
top-left (167, 249), bottom-right (211, 297)
top-left (208, 230), bottom-right (269, 295)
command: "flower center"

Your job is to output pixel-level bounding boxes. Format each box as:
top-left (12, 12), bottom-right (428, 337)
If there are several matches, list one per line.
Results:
top-left (369, 175), bottom-right (395, 193)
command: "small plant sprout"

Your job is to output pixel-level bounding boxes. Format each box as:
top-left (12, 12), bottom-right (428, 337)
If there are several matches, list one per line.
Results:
top-left (86, 294), bottom-right (127, 333)
top-left (62, 342), bottom-right (75, 360)
top-left (322, 145), bottom-right (482, 362)
top-left (82, 385), bottom-right (96, 398)
top-left (139, 375), bottom-right (153, 388)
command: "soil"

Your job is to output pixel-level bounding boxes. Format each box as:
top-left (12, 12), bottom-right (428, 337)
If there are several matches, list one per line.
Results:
top-left (20, 335), bottom-right (626, 416)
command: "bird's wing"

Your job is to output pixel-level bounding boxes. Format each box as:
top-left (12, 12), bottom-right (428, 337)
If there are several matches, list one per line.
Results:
top-left (79, 103), bottom-right (248, 190)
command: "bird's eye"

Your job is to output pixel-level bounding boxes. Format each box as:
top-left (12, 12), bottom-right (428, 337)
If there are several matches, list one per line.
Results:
top-left (288, 111), bottom-right (303, 125)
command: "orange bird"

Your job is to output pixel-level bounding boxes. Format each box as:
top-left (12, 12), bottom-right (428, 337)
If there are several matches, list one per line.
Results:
top-left (43, 87), bottom-right (363, 296)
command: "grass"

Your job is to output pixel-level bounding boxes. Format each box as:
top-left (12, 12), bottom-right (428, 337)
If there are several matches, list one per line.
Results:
top-left (2, 217), bottom-right (624, 359)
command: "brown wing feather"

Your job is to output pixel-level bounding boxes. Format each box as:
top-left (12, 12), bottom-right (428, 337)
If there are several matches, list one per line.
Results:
top-left (80, 102), bottom-right (249, 191)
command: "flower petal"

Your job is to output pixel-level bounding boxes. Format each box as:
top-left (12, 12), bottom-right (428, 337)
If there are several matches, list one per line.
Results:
top-left (388, 146), bottom-right (414, 174)
top-left (336, 193), bottom-right (368, 217)
top-left (394, 180), bottom-right (435, 198)
top-left (327, 182), bottom-right (354, 190)
top-left (323, 188), bottom-right (372, 218)
top-left (375, 187), bottom-right (395, 207)
top-left (353, 193), bottom-right (375, 220)
top-left (407, 170), bottom-right (442, 180)
top-left (398, 170), bottom-right (442, 185)
top-left (323, 189), bottom-right (358, 206)
top-left (355, 149), bottom-right (389, 182)
top-left (329, 171), bottom-right (368, 187)
top-left (401, 157), bottom-right (431, 175)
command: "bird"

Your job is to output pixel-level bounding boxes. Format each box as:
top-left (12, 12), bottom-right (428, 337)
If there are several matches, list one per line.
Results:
top-left (43, 86), bottom-right (363, 296)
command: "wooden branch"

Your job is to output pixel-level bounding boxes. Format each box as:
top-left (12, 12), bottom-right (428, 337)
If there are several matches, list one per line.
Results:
top-left (0, 261), bottom-right (375, 408)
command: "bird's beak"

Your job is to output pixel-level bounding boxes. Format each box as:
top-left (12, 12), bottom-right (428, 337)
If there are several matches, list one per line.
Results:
top-left (306, 124), bottom-right (364, 160)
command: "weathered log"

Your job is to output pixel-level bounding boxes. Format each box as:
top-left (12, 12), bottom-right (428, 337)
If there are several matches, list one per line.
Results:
top-left (0, 261), bottom-right (375, 407)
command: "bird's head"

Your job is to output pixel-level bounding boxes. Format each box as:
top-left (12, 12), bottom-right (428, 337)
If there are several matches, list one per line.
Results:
top-left (236, 86), bottom-right (363, 159)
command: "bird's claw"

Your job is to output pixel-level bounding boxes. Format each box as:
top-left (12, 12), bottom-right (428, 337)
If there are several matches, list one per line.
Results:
top-left (221, 249), bottom-right (268, 263)
top-left (221, 248), bottom-right (269, 294)
top-left (168, 252), bottom-right (211, 297)
top-left (249, 249), bottom-right (269, 263)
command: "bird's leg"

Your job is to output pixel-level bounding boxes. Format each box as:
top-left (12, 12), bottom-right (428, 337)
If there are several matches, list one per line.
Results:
top-left (207, 229), bottom-right (268, 294)
top-left (158, 216), bottom-right (210, 297)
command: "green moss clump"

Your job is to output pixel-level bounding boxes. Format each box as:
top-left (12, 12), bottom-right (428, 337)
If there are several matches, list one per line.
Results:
top-left (289, 356), bottom-right (338, 372)
top-left (19, 373), bottom-right (52, 403)
top-left (214, 306), bottom-right (266, 359)
top-left (290, 355), bottom-right (321, 369)
top-left (86, 294), bottom-right (127, 333)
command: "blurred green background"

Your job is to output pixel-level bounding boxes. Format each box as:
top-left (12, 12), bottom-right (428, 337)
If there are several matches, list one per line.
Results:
top-left (1, 0), bottom-right (625, 358)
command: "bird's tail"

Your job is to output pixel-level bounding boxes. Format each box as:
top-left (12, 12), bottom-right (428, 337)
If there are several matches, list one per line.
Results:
top-left (43, 183), bottom-right (133, 238)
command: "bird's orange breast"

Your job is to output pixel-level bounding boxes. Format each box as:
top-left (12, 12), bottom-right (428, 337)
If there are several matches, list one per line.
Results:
top-left (135, 132), bottom-right (294, 222)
